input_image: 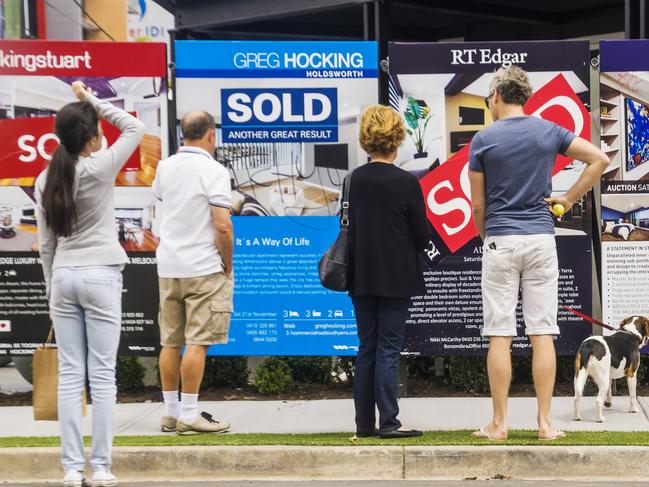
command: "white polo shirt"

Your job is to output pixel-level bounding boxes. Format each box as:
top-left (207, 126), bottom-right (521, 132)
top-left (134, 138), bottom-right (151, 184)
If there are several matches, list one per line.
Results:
top-left (153, 146), bottom-right (232, 278)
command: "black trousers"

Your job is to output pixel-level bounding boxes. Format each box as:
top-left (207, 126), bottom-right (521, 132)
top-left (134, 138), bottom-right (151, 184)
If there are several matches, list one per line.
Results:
top-left (351, 295), bottom-right (410, 433)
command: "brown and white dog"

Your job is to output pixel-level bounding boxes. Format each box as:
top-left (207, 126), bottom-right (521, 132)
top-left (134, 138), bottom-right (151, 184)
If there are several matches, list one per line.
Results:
top-left (573, 315), bottom-right (649, 423)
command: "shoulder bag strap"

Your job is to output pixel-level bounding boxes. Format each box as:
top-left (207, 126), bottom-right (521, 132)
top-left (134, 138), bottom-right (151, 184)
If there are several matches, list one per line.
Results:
top-left (46, 324), bottom-right (55, 346)
top-left (341, 169), bottom-right (353, 229)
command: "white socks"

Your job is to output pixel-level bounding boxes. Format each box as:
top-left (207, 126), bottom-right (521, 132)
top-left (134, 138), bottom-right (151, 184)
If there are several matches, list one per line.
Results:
top-left (179, 393), bottom-right (199, 423)
top-left (162, 390), bottom-right (179, 419)
top-left (163, 391), bottom-right (199, 422)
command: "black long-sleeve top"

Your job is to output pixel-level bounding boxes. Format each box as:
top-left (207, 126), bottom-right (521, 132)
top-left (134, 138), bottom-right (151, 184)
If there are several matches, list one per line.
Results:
top-left (344, 162), bottom-right (432, 297)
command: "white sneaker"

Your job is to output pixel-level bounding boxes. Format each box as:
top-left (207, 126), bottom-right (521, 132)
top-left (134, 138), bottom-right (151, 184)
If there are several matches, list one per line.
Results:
top-left (176, 411), bottom-right (230, 435)
top-left (91, 468), bottom-right (118, 487)
top-left (62, 469), bottom-right (84, 487)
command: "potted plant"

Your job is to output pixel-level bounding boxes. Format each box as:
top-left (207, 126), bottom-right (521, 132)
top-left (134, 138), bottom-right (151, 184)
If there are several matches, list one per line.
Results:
top-left (403, 96), bottom-right (432, 159)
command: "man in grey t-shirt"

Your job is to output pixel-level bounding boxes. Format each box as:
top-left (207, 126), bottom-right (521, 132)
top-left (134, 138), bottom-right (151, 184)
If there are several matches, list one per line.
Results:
top-left (468, 66), bottom-right (609, 441)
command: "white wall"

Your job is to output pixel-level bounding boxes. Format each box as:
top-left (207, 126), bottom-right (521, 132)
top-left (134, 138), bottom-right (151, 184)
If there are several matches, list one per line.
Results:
top-left (45, 0), bottom-right (83, 40)
top-left (135, 102), bottom-right (161, 136)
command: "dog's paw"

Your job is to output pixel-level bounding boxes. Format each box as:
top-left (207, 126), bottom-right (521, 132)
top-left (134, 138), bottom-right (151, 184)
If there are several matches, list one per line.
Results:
top-left (596, 416), bottom-right (606, 423)
top-left (604, 401), bottom-right (612, 408)
top-left (629, 405), bottom-right (640, 413)
top-left (572, 416), bottom-right (582, 422)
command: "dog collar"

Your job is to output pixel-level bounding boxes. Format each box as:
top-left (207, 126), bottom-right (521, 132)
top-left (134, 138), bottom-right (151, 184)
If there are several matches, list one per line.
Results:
top-left (621, 329), bottom-right (644, 342)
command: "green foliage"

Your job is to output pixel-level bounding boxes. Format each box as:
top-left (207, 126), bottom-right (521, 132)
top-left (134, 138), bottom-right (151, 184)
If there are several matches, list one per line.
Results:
top-left (282, 356), bottom-right (332, 384)
top-left (333, 356), bottom-right (355, 384)
top-left (403, 96), bottom-right (432, 153)
top-left (445, 356), bottom-right (490, 393)
top-left (407, 356), bottom-right (437, 379)
top-left (201, 356), bottom-right (249, 388)
top-left (556, 355), bottom-right (577, 384)
top-left (511, 356), bottom-right (532, 384)
top-left (403, 96), bottom-right (422, 130)
top-left (4, 430), bottom-right (649, 448)
top-left (445, 354), bottom-right (579, 392)
top-left (253, 357), bottom-right (295, 395)
top-left (116, 356), bottom-right (145, 392)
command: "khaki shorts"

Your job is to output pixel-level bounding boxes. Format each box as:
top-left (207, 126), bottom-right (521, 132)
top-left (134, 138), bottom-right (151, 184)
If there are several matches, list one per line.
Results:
top-left (158, 272), bottom-right (233, 347)
top-left (481, 234), bottom-right (560, 337)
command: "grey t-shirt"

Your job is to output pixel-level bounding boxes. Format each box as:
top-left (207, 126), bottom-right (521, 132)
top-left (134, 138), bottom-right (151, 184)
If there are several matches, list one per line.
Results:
top-left (36, 93), bottom-right (145, 296)
top-left (468, 116), bottom-right (575, 236)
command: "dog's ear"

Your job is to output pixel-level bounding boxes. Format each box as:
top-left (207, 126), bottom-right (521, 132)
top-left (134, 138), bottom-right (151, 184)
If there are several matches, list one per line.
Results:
top-left (643, 317), bottom-right (649, 338)
top-left (620, 316), bottom-right (632, 327)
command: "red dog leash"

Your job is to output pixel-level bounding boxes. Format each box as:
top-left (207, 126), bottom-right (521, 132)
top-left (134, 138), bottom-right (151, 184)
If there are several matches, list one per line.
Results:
top-left (560, 304), bottom-right (618, 332)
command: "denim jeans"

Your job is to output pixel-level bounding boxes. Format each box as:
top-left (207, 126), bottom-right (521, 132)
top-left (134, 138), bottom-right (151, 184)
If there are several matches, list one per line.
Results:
top-left (351, 295), bottom-right (410, 433)
top-left (49, 265), bottom-right (123, 471)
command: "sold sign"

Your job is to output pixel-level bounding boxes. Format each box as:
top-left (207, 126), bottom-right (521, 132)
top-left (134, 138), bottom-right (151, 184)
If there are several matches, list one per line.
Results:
top-left (0, 116), bottom-right (141, 179)
top-left (420, 73), bottom-right (590, 253)
top-left (221, 87), bottom-right (339, 143)
top-left (525, 74), bottom-right (590, 176)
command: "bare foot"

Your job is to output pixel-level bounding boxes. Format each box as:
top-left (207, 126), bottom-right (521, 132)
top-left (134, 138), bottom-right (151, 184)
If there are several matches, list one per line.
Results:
top-left (538, 425), bottom-right (566, 441)
top-left (471, 422), bottom-right (507, 441)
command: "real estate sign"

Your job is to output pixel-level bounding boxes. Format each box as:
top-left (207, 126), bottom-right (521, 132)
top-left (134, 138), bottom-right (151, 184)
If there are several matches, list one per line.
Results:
top-left (175, 40), bottom-right (378, 355)
top-left (599, 40), bottom-right (649, 339)
top-left (389, 40), bottom-right (593, 355)
top-left (0, 40), bottom-right (167, 356)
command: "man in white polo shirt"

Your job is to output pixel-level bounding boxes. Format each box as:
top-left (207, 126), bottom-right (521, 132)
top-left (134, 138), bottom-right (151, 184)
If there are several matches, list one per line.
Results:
top-left (153, 111), bottom-right (234, 435)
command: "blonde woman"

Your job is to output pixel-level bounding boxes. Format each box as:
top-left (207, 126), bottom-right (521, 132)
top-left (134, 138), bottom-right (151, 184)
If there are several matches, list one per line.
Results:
top-left (346, 105), bottom-right (432, 439)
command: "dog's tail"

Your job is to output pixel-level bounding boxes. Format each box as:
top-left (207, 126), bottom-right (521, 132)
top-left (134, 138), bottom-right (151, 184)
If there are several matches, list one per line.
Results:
top-left (574, 348), bottom-right (590, 396)
top-left (575, 339), bottom-right (607, 395)
top-left (576, 346), bottom-right (591, 371)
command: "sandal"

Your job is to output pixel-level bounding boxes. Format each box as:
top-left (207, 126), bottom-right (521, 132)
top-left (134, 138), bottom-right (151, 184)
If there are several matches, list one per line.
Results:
top-left (471, 427), bottom-right (507, 441)
top-left (538, 428), bottom-right (566, 441)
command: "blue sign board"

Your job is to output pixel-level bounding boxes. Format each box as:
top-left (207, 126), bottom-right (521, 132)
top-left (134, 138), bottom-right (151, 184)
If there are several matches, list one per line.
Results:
top-left (210, 216), bottom-right (358, 356)
top-left (175, 40), bottom-right (379, 356)
top-left (600, 40), bottom-right (649, 72)
top-left (221, 87), bottom-right (338, 143)
top-left (175, 40), bottom-right (378, 79)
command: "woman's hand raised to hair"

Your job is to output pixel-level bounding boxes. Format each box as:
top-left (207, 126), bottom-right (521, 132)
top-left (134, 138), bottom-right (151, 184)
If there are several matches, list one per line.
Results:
top-left (71, 81), bottom-right (90, 101)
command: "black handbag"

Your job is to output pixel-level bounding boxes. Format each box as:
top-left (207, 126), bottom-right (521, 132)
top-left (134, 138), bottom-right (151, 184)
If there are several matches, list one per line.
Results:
top-left (318, 170), bottom-right (353, 292)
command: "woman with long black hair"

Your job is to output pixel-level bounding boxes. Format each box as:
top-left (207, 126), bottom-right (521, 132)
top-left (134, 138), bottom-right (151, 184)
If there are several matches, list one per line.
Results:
top-left (36, 81), bottom-right (144, 487)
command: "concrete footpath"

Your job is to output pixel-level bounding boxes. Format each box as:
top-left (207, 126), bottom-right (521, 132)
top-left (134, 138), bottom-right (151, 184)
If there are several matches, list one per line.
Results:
top-left (3, 363), bottom-right (649, 482)
top-left (12, 483), bottom-right (649, 487)
top-left (2, 396), bottom-right (649, 437)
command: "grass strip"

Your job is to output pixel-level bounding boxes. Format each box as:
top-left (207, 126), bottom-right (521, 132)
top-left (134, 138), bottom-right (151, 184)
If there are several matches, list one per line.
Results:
top-left (1, 430), bottom-right (648, 448)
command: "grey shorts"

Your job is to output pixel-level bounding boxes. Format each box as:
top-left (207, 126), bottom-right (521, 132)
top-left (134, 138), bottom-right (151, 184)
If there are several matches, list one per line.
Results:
top-left (481, 234), bottom-right (559, 337)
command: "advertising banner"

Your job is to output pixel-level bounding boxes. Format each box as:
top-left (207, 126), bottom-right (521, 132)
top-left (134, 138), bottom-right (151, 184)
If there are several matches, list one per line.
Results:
top-left (127, 0), bottom-right (174, 44)
top-left (0, 40), bottom-right (167, 356)
top-left (175, 40), bottom-right (378, 355)
top-left (599, 40), bottom-right (649, 338)
top-left (389, 41), bottom-right (593, 355)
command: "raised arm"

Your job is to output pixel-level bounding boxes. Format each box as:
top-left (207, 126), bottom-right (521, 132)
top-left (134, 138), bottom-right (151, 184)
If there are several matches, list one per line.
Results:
top-left (71, 81), bottom-right (145, 181)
